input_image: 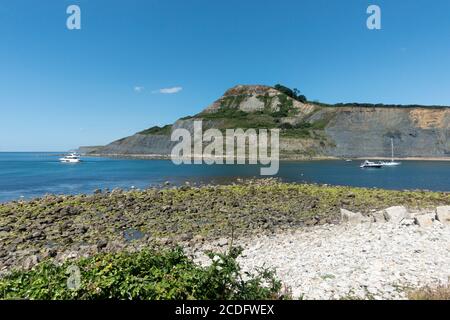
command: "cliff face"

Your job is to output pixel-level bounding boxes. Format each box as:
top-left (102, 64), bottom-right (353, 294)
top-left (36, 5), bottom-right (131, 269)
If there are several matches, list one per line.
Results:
top-left (92, 135), bottom-right (175, 155)
top-left (325, 107), bottom-right (449, 158)
top-left (87, 85), bottom-right (450, 159)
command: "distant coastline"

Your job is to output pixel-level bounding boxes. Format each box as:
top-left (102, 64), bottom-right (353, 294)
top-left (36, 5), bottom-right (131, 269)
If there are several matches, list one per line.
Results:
top-left (84, 153), bottom-right (450, 162)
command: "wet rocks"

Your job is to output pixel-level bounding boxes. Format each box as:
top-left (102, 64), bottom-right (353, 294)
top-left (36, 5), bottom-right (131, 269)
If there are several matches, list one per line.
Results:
top-left (0, 226), bottom-right (12, 232)
top-left (21, 254), bottom-right (40, 270)
top-left (30, 230), bottom-right (46, 240)
top-left (179, 232), bottom-right (193, 242)
top-left (42, 247), bottom-right (58, 258)
top-left (0, 179), bottom-right (448, 276)
top-left (96, 240), bottom-right (108, 251)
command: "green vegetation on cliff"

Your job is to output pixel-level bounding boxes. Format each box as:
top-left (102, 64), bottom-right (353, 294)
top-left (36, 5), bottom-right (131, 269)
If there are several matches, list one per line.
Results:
top-left (274, 84), bottom-right (307, 103)
top-left (138, 125), bottom-right (172, 135)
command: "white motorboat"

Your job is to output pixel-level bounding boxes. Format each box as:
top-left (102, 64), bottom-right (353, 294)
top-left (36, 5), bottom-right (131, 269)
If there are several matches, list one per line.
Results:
top-left (360, 160), bottom-right (383, 168)
top-left (381, 138), bottom-right (401, 166)
top-left (59, 153), bottom-right (81, 163)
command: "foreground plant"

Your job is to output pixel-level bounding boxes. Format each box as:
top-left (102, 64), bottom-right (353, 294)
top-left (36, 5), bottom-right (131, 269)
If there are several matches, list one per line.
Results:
top-left (408, 284), bottom-right (450, 300)
top-left (0, 247), bottom-right (284, 300)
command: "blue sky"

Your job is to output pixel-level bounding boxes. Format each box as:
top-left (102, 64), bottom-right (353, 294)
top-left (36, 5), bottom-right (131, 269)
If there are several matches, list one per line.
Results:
top-left (1, 0), bottom-right (450, 151)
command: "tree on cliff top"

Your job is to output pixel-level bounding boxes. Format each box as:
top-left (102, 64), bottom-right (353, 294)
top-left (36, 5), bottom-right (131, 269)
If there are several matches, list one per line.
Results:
top-left (274, 84), bottom-right (307, 103)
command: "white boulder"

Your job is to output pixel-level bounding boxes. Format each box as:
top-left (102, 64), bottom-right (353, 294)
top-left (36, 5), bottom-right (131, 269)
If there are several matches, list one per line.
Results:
top-left (341, 209), bottom-right (364, 224)
top-left (414, 213), bottom-right (435, 227)
top-left (383, 206), bottom-right (410, 223)
top-left (436, 206), bottom-right (450, 225)
top-left (372, 210), bottom-right (386, 223)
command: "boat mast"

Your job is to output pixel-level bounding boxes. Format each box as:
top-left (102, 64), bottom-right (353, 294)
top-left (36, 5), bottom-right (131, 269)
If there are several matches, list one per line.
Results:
top-left (391, 138), bottom-right (394, 162)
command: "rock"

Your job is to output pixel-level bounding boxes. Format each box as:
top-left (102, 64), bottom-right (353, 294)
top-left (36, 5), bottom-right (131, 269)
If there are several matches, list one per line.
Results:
top-left (0, 231), bottom-right (9, 239)
top-left (372, 211), bottom-right (386, 223)
top-left (0, 226), bottom-right (12, 232)
top-left (31, 230), bottom-right (46, 240)
top-left (106, 241), bottom-right (125, 252)
top-left (436, 206), bottom-right (450, 225)
top-left (383, 206), bottom-right (410, 223)
top-left (217, 237), bottom-right (228, 247)
top-left (96, 239), bottom-right (108, 250)
top-left (78, 226), bottom-right (89, 234)
top-left (340, 209), bottom-right (364, 224)
top-left (78, 245), bottom-right (98, 257)
top-left (58, 251), bottom-right (79, 262)
top-left (400, 218), bottom-right (415, 226)
top-left (22, 254), bottom-right (40, 270)
top-left (414, 213), bottom-right (435, 227)
top-left (179, 233), bottom-right (193, 242)
top-left (42, 247), bottom-right (57, 258)
top-left (157, 237), bottom-right (171, 245)
top-left (192, 235), bottom-right (205, 243)
top-left (111, 188), bottom-right (123, 194)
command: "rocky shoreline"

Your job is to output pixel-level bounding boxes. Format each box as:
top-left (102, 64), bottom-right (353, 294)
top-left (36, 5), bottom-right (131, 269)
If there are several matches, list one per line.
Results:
top-left (191, 205), bottom-right (450, 299)
top-left (0, 179), bottom-right (449, 299)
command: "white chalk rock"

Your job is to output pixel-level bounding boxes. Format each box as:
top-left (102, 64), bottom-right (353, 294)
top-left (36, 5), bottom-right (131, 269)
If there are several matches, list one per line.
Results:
top-left (383, 206), bottom-right (410, 224)
top-left (414, 213), bottom-right (435, 227)
top-left (340, 209), bottom-right (364, 224)
top-left (436, 206), bottom-right (450, 225)
top-left (372, 210), bottom-right (386, 223)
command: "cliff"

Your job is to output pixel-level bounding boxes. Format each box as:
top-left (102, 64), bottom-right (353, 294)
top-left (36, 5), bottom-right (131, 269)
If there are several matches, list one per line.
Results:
top-left (86, 85), bottom-right (450, 159)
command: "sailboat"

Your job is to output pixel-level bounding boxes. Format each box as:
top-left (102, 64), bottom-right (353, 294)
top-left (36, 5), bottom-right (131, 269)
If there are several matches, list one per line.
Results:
top-left (381, 138), bottom-right (401, 166)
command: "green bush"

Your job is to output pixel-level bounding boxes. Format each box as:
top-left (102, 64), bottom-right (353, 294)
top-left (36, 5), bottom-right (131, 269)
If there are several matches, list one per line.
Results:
top-left (274, 84), bottom-right (307, 103)
top-left (0, 247), bottom-right (284, 300)
top-left (281, 128), bottom-right (311, 138)
top-left (200, 108), bottom-right (248, 120)
top-left (138, 125), bottom-right (172, 135)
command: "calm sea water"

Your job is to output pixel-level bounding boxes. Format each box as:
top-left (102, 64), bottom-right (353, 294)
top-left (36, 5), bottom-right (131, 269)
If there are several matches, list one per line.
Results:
top-left (0, 152), bottom-right (448, 202)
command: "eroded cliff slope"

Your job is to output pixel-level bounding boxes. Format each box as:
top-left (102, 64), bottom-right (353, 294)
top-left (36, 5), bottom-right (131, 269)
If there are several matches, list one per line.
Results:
top-left (87, 85), bottom-right (449, 159)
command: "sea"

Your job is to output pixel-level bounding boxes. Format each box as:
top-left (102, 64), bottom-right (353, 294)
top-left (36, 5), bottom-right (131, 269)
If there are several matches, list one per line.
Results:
top-left (0, 152), bottom-right (449, 203)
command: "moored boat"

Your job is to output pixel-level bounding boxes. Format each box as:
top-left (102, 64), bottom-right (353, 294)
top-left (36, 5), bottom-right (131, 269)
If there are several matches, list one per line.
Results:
top-left (59, 153), bottom-right (81, 163)
top-left (360, 160), bottom-right (383, 168)
top-left (381, 138), bottom-right (401, 166)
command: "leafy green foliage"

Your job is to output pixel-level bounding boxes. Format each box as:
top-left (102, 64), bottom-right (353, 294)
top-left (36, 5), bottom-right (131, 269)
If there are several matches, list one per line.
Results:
top-left (200, 108), bottom-right (248, 120)
top-left (281, 128), bottom-right (311, 138)
top-left (274, 84), bottom-right (307, 103)
top-left (313, 102), bottom-right (449, 109)
top-left (138, 125), bottom-right (172, 135)
top-left (0, 247), bottom-right (283, 300)
top-left (271, 94), bottom-right (297, 118)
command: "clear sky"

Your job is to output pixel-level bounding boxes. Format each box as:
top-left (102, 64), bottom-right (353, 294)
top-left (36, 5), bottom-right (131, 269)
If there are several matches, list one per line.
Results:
top-left (1, 0), bottom-right (450, 151)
